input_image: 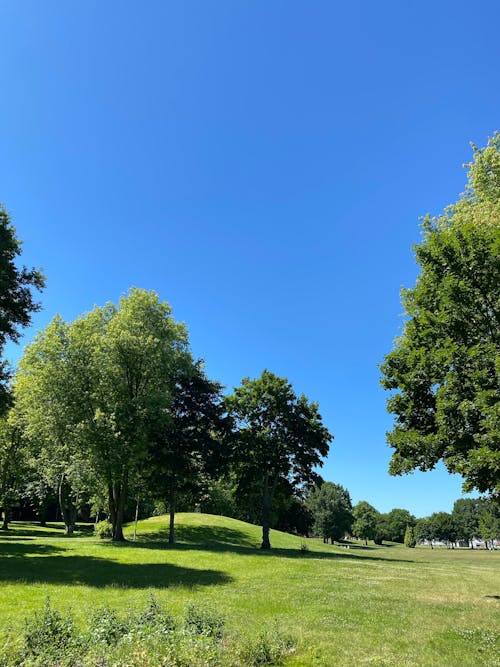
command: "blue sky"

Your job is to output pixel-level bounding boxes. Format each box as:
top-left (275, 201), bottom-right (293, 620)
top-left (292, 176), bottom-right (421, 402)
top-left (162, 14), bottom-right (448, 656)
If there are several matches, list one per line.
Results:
top-left (1, 1), bottom-right (499, 517)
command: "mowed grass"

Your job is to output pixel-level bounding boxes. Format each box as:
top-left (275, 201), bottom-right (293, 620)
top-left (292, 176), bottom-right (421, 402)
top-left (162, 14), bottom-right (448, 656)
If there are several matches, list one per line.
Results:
top-left (0, 513), bottom-right (498, 666)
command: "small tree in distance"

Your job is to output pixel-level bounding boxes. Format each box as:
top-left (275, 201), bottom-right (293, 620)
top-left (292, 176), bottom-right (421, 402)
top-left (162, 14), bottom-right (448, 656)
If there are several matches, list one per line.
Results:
top-left (352, 500), bottom-right (380, 545)
top-left (307, 482), bottom-right (353, 544)
top-left (404, 525), bottom-right (416, 548)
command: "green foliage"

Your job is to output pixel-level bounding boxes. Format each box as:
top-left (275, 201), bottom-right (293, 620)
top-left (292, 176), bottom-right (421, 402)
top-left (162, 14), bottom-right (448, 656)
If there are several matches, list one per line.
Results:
top-left (15, 288), bottom-right (192, 540)
top-left (404, 525), bottom-right (416, 548)
top-left (0, 412), bottom-right (25, 529)
top-left (147, 360), bottom-right (229, 543)
top-left (238, 624), bottom-right (295, 666)
top-left (307, 482), bottom-right (353, 542)
top-left (5, 593), bottom-right (292, 667)
top-left (94, 520), bottom-right (113, 539)
top-left (429, 511), bottom-right (458, 545)
top-left (381, 133), bottom-right (500, 496)
top-left (452, 498), bottom-right (481, 543)
top-left (478, 499), bottom-right (500, 547)
top-left (23, 598), bottom-right (76, 661)
top-left (226, 370), bottom-right (332, 549)
top-left (185, 602), bottom-right (225, 638)
top-left (0, 205), bottom-right (45, 412)
top-left (381, 508), bottom-right (416, 543)
top-left (352, 500), bottom-right (380, 543)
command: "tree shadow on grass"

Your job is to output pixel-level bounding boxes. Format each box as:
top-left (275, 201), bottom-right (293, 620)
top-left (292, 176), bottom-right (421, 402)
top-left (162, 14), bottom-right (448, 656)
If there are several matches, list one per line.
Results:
top-left (136, 524), bottom-right (258, 549)
top-left (0, 540), bottom-right (232, 589)
top-left (1, 522), bottom-right (94, 538)
top-left (128, 525), bottom-right (415, 564)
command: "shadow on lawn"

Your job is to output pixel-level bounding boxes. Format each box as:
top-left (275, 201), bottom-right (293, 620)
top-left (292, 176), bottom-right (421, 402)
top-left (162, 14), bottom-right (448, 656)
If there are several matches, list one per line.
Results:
top-left (129, 525), bottom-right (415, 564)
top-left (0, 522), bottom-right (94, 538)
top-left (0, 540), bottom-right (232, 589)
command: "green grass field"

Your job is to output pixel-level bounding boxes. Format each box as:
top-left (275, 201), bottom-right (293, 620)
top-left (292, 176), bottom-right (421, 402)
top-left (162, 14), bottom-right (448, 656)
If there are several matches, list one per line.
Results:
top-left (0, 513), bottom-right (498, 666)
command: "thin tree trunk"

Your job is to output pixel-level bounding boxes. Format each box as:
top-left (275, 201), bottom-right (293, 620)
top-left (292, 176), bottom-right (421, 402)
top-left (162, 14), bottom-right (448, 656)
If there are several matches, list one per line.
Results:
top-left (133, 498), bottom-right (139, 542)
top-left (112, 482), bottom-right (126, 541)
top-left (169, 485), bottom-right (176, 544)
top-left (1, 508), bottom-right (9, 530)
top-left (58, 474), bottom-right (75, 535)
top-left (261, 474), bottom-right (271, 549)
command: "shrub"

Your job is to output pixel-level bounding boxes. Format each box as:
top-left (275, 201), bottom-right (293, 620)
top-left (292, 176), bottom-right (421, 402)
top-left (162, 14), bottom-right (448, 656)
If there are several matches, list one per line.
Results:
top-left (404, 525), bottom-right (416, 548)
top-left (88, 605), bottom-right (129, 645)
top-left (184, 602), bottom-right (225, 639)
top-left (23, 597), bottom-right (76, 660)
top-left (94, 520), bottom-right (113, 539)
top-left (238, 624), bottom-right (295, 665)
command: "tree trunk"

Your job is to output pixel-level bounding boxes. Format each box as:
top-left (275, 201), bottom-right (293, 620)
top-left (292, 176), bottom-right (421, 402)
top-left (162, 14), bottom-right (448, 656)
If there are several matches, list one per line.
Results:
top-left (1, 508), bottom-right (9, 530)
top-left (133, 499), bottom-right (139, 542)
top-left (261, 474), bottom-right (271, 549)
top-left (111, 482), bottom-right (126, 541)
top-left (58, 474), bottom-right (76, 535)
top-left (169, 485), bottom-right (176, 544)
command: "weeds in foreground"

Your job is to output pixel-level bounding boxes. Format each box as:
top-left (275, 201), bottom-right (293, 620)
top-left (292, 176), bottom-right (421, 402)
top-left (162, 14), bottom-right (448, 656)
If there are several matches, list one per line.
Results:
top-left (0, 596), bottom-right (294, 667)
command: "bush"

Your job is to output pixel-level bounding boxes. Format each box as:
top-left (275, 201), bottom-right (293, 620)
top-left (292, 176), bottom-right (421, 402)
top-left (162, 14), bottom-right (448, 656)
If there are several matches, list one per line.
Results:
top-left (238, 624), bottom-right (295, 666)
top-left (184, 602), bottom-right (225, 639)
top-left (23, 597), bottom-right (77, 660)
top-left (88, 605), bottom-right (129, 645)
top-left (94, 520), bottom-right (113, 539)
top-left (0, 597), bottom-right (294, 667)
top-left (404, 525), bottom-right (417, 548)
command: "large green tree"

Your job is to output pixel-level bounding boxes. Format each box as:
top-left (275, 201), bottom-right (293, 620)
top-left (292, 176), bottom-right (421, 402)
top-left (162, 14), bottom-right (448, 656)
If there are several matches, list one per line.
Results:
top-left (0, 411), bottom-right (25, 529)
top-left (147, 360), bottom-right (230, 543)
top-left (307, 482), bottom-right (353, 544)
top-left (352, 500), bottom-right (380, 545)
top-left (0, 205), bottom-right (44, 412)
top-left (381, 508), bottom-right (416, 543)
top-left (16, 288), bottom-right (191, 540)
top-left (451, 498), bottom-right (481, 547)
top-left (381, 134), bottom-right (500, 496)
top-left (226, 370), bottom-right (332, 549)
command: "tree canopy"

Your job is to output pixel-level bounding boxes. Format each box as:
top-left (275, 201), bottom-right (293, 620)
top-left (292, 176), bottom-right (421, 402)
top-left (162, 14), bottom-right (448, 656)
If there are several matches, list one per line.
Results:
top-left (381, 134), bottom-right (500, 497)
top-left (0, 206), bottom-right (45, 412)
top-left (15, 288), bottom-right (191, 540)
top-left (226, 370), bottom-right (332, 549)
top-left (307, 482), bottom-right (353, 543)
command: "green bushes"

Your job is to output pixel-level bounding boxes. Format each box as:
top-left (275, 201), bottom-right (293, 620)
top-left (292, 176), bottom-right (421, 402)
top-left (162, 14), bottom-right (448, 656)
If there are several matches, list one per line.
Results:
top-left (94, 520), bottom-right (113, 539)
top-left (0, 597), bottom-right (293, 667)
top-left (404, 525), bottom-right (416, 548)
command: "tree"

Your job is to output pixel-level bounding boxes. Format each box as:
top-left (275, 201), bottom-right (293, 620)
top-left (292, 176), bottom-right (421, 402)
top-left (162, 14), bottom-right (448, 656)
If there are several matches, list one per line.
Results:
top-left (415, 517), bottom-right (436, 548)
top-left (226, 370), bottom-right (332, 549)
top-left (147, 360), bottom-right (230, 543)
top-left (478, 498), bottom-right (500, 549)
top-left (0, 411), bottom-right (25, 529)
top-left (15, 288), bottom-right (191, 540)
top-left (15, 316), bottom-right (93, 534)
top-left (381, 134), bottom-right (500, 497)
top-left (451, 498), bottom-right (481, 547)
top-left (383, 508), bottom-right (416, 543)
top-left (430, 511), bottom-right (457, 547)
top-left (352, 501), bottom-right (380, 545)
top-left (307, 482), bottom-right (353, 543)
top-left (404, 525), bottom-right (416, 548)
top-left (0, 205), bottom-right (45, 412)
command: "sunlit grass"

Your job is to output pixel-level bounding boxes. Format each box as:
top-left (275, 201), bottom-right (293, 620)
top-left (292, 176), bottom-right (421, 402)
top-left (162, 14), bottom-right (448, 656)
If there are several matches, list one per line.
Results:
top-left (0, 513), bottom-right (498, 665)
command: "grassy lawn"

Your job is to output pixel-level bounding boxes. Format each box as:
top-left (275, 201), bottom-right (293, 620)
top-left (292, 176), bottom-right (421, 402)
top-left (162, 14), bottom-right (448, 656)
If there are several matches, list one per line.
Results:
top-left (0, 513), bottom-right (498, 666)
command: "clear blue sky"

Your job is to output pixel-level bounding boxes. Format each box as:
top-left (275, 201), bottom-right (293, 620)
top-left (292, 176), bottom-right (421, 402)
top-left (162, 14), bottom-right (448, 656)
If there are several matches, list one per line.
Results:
top-left (1, 1), bottom-right (499, 517)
